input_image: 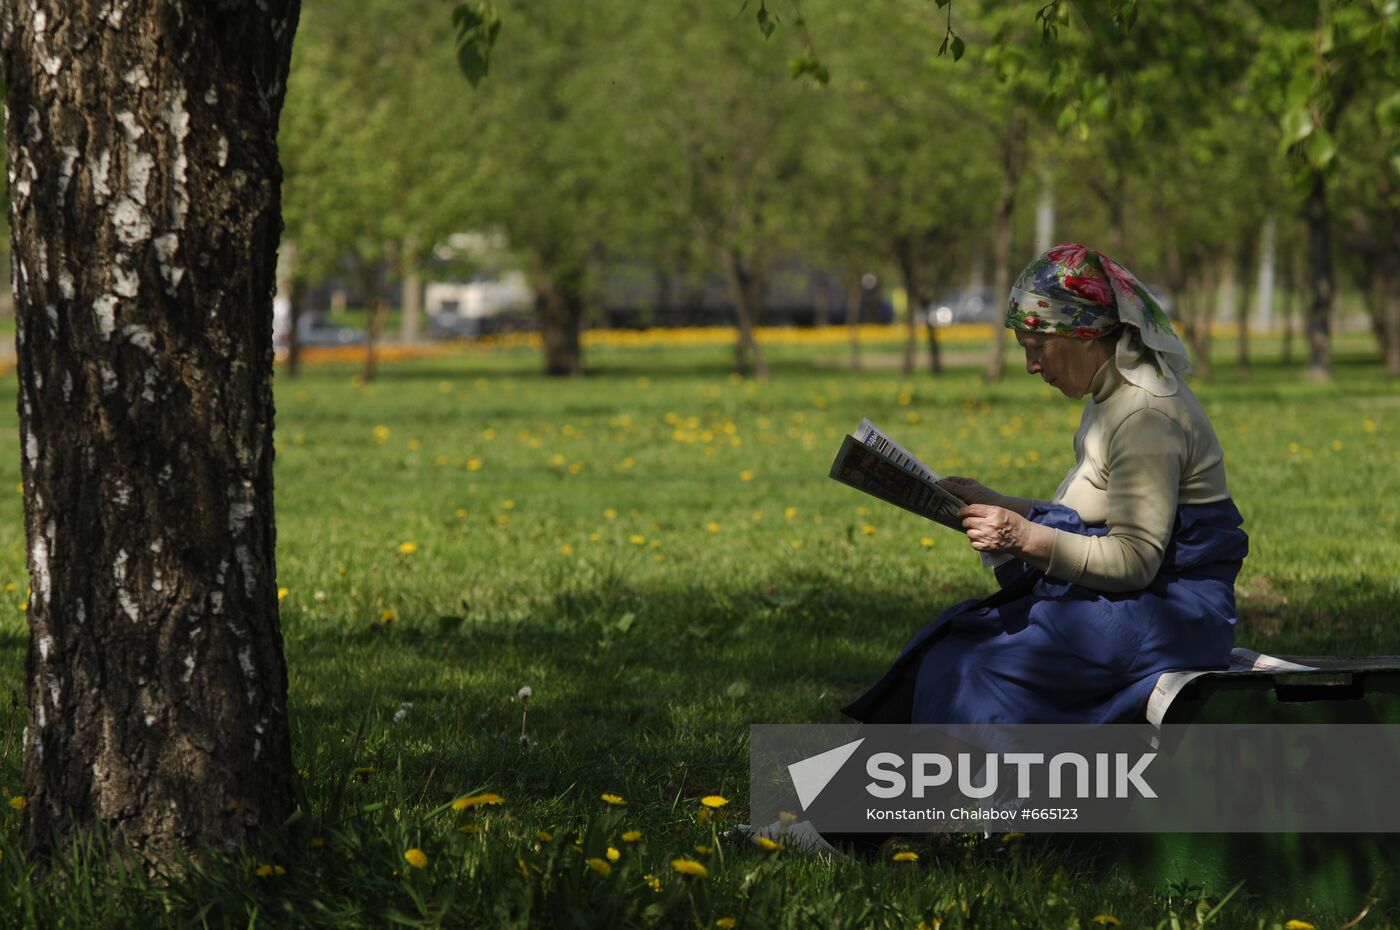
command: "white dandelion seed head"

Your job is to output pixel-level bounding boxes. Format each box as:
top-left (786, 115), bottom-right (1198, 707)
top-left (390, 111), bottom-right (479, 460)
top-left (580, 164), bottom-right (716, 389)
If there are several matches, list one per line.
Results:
top-left (516, 685), bottom-right (533, 702)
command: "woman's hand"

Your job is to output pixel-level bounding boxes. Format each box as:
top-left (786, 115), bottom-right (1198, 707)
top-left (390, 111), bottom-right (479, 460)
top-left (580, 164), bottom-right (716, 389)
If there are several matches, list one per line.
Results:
top-left (938, 476), bottom-right (1004, 508)
top-left (958, 504), bottom-right (1056, 571)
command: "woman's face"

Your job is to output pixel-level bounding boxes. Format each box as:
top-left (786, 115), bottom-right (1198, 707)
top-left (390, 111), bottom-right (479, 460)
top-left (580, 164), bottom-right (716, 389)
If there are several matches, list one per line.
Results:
top-left (1015, 331), bottom-right (1113, 399)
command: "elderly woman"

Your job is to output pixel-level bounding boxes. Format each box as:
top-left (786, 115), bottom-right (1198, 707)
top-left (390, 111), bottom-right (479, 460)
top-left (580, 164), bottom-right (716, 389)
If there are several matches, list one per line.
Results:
top-left (843, 244), bottom-right (1248, 725)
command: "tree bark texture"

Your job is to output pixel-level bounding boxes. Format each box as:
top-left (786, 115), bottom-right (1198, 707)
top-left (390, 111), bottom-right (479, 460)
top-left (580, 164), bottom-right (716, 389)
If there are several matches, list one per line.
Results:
top-left (1303, 172), bottom-right (1334, 382)
top-left (4, 0), bottom-right (299, 859)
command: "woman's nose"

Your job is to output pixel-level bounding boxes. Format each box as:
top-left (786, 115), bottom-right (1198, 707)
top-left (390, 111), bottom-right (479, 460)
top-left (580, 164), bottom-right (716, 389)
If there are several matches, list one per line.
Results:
top-left (1025, 357), bottom-right (1040, 374)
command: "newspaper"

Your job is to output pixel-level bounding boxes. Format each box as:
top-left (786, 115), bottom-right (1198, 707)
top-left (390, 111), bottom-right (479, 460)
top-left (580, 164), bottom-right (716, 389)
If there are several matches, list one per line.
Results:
top-left (829, 421), bottom-right (966, 530)
top-left (1145, 648), bottom-right (1319, 728)
top-left (831, 419), bottom-right (1012, 569)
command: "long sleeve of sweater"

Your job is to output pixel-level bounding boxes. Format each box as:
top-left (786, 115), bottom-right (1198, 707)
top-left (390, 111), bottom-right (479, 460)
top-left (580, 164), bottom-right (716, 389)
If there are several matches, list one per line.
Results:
top-left (1047, 408), bottom-right (1185, 592)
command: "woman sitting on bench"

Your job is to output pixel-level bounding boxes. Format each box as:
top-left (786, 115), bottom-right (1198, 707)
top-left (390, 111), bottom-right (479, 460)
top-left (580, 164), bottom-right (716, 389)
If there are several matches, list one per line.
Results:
top-left (844, 244), bottom-right (1248, 725)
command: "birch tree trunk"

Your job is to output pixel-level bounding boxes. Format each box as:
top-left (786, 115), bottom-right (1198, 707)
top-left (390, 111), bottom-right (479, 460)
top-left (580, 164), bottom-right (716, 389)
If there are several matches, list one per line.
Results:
top-left (3, 0), bottom-right (299, 860)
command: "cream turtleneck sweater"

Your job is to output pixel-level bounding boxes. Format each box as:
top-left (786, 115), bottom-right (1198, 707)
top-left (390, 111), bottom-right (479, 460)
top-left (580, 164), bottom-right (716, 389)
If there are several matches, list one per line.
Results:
top-left (1045, 360), bottom-right (1232, 592)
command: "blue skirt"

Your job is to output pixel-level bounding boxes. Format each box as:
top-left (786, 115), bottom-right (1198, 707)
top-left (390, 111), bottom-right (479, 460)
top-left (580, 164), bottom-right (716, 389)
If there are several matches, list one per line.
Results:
top-left (841, 500), bottom-right (1248, 725)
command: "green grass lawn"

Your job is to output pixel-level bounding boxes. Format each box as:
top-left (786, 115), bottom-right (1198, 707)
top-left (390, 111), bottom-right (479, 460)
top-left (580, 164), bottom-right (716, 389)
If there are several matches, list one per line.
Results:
top-left (0, 329), bottom-right (1395, 927)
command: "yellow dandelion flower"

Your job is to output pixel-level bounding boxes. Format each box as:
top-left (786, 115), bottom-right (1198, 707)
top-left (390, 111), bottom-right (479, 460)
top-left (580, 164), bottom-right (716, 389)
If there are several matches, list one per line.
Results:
top-left (8, 796), bottom-right (26, 811)
top-left (467, 458), bottom-right (482, 471)
top-left (643, 873), bottom-right (662, 892)
top-left (1283, 922), bottom-right (1314, 930)
top-left (754, 836), bottom-right (782, 853)
top-left (451, 792), bottom-right (504, 811)
top-left (920, 537), bottom-right (935, 547)
top-left (2, 583), bottom-right (13, 592)
top-left (560, 544), bottom-right (574, 556)
top-left (606, 846), bottom-right (620, 861)
top-left (482, 428), bottom-right (497, 440)
top-left (255, 863), bottom-right (287, 877)
top-left (495, 515), bottom-right (510, 526)
top-left (379, 609), bottom-right (397, 624)
top-left (861, 524), bottom-right (877, 536)
top-left (585, 857), bottom-right (612, 876)
top-left (373, 425), bottom-right (391, 442)
top-left (694, 844), bottom-right (712, 856)
top-left (397, 541), bottom-right (418, 555)
top-left (502, 499), bottom-right (515, 510)
top-left (454, 507), bottom-right (468, 518)
top-left (716, 919), bottom-right (737, 929)
top-left (891, 850), bottom-right (918, 862)
top-left (603, 508), bottom-right (618, 519)
top-left (1363, 418), bottom-right (1377, 432)
top-left (277, 587), bottom-right (289, 601)
top-left (621, 830), bottom-right (642, 842)
top-left (404, 848), bottom-right (429, 869)
top-left (784, 507), bottom-right (798, 519)
top-left (1091, 917), bottom-right (1120, 927)
top-left (568, 462), bottom-right (584, 475)
top-left (700, 795), bottom-right (729, 809)
top-left (407, 438), bottom-right (421, 451)
top-left (601, 793), bottom-right (626, 806)
top-left (670, 858), bottom-right (709, 878)
top-left (620, 457), bottom-right (635, 470)
top-left (550, 453), bottom-right (566, 466)
top-left (705, 521), bottom-right (721, 533)
top-left (536, 830), bottom-right (554, 842)
top-left (628, 535), bottom-right (645, 545)
top-left (739, 470), bottom-right (754, 481)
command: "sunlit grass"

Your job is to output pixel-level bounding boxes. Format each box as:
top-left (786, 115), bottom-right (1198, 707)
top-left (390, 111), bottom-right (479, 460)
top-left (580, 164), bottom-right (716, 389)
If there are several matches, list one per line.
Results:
top-left (0, 330), bottom-right (1393, 927)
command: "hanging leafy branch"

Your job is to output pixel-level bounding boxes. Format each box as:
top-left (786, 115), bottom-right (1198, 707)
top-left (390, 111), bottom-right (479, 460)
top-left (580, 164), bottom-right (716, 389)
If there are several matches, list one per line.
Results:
top-left (452, 1), bottom-right (500, 87)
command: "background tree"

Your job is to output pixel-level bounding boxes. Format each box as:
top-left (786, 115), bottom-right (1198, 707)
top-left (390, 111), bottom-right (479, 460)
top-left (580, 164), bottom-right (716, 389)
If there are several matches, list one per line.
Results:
top-left (282, 0), bottom-right (474, 380)
top-left (4, 0), bottom-right (299, 858)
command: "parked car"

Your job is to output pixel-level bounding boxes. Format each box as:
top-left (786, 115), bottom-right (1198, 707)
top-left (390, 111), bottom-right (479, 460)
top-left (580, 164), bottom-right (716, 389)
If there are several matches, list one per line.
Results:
top-left (923, 287), bottom-right (999, 327)
top-left (426, 308), bottom-right (483, 339)
top-left (273, 311), bottom-right (365, 350)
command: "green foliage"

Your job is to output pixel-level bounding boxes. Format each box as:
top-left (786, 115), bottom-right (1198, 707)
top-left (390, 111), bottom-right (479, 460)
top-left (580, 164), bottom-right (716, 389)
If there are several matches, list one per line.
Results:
top-left (453, 2), bottom-right (501, 87)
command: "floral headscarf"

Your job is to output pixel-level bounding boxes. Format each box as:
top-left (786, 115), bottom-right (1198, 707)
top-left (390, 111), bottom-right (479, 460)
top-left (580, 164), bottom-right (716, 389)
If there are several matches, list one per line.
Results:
top-left (1005, 243), bottom-right (1190, 396)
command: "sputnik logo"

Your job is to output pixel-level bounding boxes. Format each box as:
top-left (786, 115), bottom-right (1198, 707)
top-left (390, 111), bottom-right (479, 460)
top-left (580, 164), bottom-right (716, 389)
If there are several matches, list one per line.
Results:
top-left (787, 738), bottom-right (865, 810)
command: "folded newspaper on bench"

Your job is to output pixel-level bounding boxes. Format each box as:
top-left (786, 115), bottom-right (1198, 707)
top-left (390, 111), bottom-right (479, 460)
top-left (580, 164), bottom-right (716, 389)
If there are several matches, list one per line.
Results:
top-left (1145, 648), bottom-right (1319, 728)
top-left (828, 418), bottom-right (1008, 568)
